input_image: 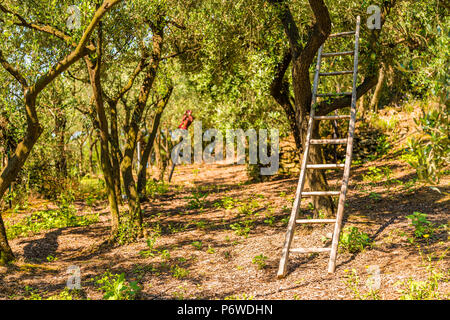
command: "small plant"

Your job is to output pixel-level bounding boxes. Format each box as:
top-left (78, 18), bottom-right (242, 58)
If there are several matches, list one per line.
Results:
top-left (24, 286), bottom-right (83, 300)
top-left (160, 249), bottom-right (171, 261)
top-left (85, 194), bottom-right (96, 207)
top-left (230, 220), bottom-right (253, 238)
top-left (252, 254), bottom-right (268, 269)
top-left (263, 206), bottom-right (275, 225)
top-left (264, 214), bottom-right (275, 226)
top-left (132, 264), bottom-right (158, 277)
top-left (47, 288), bottom-right (83, 300)
top-left (195, 220), bottom-right (207, 230)
top-left (146, 180), bottom-right (169, 198)
top-left (368, 192), bottom-right (381, 201)
top-left (215, 196), bottom-right (237, 210)
top-left (237, 199), bottom-right (259, 216)
top-left (191, 241), bottom-right (203, 250)
top-left (24, 286), bottom-right (44, 300)
top-left (339, 227), bottom-right (372, 253)
top-left (46, 255), bottom-right (58, 262)
top-left (406, 212), bottom-right (435, 240)
top-left (116, 215), bottom-right (143, 245)
top-left (185, 191), bottom-right (208, 210)
top-left (362, 166), bottom-right (391, 183)
top-left (374, 135), bottom-right (391, 158)
top-left (94, 271), bottom-right (141, 300)
top-left (224, 293), bottom-right (254, 300)
top-left (281, 216), bottom-right (289, 225)
top-left (223, 251), bottom-right (232, 260)
top-left (171, 265), bottom-right (189, 279)
top-left (396, 277), bottom-right (442, 300)
top-left (343, 269), bottom-right (381, 300)
top-left (400, 178), bottom-right (418, 194)
top-left (139, 235), bottom-right (159, 258)
top-left (168, 222), bottom-right (188, 234)
top-left (206, 245), bottom-right (216, 254)
top-left (172, 286), bottom-right (187, 300)
top-left (403, 105), bottom-right (449, 183)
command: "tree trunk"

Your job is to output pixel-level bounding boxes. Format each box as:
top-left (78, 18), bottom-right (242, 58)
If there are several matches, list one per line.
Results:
top-left (270, 0), bottom-right (334, 216)
top-left (120, 19), bottom-right (164, 236)
top-left (108, 100), bottom-right (123, 202)
top-left (78, 139), bottom-right (84, 175)
top-left (0, 94), bottom-right (43, 264)
top-left (270, 50), bottom-right (302, 150)
top-left (137, 86), bottom-right (173, 195)
top-left (369, 64), bottom-right (385, 112)
top-left (94, 139), bottom-right (101, 174)
top-left (85, 52), bottom-right (120, 240)
top-left (357, 79), bottom-right (366, 120)
top-left (154, 134), bottom-right (166, 181)
top-left (89, 133), bottom-right (95, 175)
top-left (55, 108), bottom-right (68, 178)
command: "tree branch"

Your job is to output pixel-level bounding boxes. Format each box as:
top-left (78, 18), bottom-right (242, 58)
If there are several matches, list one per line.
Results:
top-left (31, 0), bottom-right (124, 96)
top-left (268, 0), bottom-right (303, 58)
top-left (161, 45), bottom-right (201, 61)
top-left (0, 50), bottom-right (28, 87)
top-left (0, 4), bottom-right (95, 52)
top-left (112, 43), bottom-right (150, 102)
top-left (269, 48), bottom-right (302, 149)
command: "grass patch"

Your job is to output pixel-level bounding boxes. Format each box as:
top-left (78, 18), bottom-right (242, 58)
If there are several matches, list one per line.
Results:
top-left (6, 209), bottom-right (98, 240)
top-left (339, 226), bottom-right (372, 253)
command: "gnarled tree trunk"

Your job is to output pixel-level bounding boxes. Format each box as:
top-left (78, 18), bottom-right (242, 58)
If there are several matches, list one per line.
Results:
top-left (107, 100), bottom-right (123, 203)
top-left (0, 94), bottom-right (42, 263)
top-left (370, 64), bottom-right (386, 112)
top-left (270, 0), bottom-right (334, 217)
top-left (137, 86), bottom-right (173, 196)
top-left (120, 18), bottom-right (165, 236)
top-left (84, 40), bottom-right (121, 240)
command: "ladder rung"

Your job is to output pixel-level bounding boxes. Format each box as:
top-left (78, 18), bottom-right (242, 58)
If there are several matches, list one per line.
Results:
top-left (329, 31), bottom-right (355, 38)
top-left (306, 164), bottom-right (345, 169)
top-left (302, 191), bottom-right (341, 196)
top-left (322, 51), bottom-right (354, 57)
top-left (317, 92), bottom-right (352, 97)
top-left (314, 115), bottom-right (351, 120)
top-left (290, 247), bottom-right (332, 254)
top-left (320, 70), bottom-right (353, 76)
top-left (310, 139), bottom-right (347, 144)
top-left (296, 219), bottom-right (336, 224)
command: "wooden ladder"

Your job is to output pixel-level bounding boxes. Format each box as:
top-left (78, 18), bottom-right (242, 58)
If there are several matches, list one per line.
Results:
top-left (277, 16), bottom-right (361, 278)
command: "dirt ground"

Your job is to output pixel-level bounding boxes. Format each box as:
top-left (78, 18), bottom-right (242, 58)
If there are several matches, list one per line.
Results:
top-left (0, 158), bottom-right (449, 300)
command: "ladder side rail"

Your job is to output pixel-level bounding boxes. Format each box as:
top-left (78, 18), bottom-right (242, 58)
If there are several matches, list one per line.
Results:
top-left (327, 16), bottom-right (361, 273)
top-left (277, 45), bottom-right (324, 278)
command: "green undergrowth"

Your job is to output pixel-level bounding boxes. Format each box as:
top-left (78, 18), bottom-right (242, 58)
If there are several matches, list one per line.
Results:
top-left (6, 192), bottom-right (98, 239)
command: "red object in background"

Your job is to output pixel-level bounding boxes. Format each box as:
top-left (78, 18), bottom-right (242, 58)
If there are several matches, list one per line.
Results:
top-left (178, 110), bottom-right (194, 130)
